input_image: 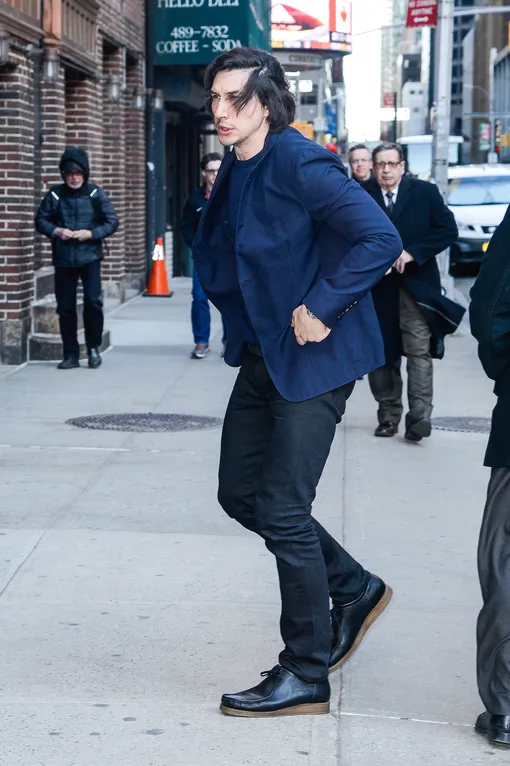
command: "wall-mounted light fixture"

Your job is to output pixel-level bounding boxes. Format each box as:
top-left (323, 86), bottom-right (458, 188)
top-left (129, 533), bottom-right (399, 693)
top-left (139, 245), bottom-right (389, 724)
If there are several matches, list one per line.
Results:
top-left (0, 24), bottom-right (9, 67)
top-left (132, 88), bottom-right (145, 111)
top-left (153, 88), bottom-right (164, 112)
top-left (0, 25), bottom-right (61, 83)
top-left (43, 47), bottom-right (60, 84)
top-left (107, 75), bottom-right (121, 102)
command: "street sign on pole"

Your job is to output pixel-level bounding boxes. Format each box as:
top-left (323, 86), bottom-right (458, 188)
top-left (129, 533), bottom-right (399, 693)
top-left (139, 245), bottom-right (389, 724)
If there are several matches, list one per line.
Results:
top-left (406, 0), bottom-right (438, 28)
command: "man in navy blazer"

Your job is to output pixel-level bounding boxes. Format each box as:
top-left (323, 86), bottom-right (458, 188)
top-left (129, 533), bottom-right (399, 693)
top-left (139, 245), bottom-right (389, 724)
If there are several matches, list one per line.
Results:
top-left (193, 48), bottom-right (402, 718)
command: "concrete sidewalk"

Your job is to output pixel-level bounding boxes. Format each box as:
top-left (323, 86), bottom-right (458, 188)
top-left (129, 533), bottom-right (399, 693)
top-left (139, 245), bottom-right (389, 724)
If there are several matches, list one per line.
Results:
top-left (0, 278), bottom-right (500, 765)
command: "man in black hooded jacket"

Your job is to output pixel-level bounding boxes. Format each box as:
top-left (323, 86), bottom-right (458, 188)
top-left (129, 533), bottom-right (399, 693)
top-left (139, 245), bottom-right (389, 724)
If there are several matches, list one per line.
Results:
top-left (35, 147), bottom-right (118, 369)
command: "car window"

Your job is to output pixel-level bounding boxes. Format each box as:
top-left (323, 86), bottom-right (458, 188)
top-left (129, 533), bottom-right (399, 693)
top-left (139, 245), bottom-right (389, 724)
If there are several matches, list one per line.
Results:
top-left (448, 176), bottom-right (510, 206)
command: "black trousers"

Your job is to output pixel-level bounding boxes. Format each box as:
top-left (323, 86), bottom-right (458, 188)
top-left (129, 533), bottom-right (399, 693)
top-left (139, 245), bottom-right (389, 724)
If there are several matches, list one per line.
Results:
top-left (54, 261), bottom-right (103, 357)
top-left (477, 467), bottom-right (510, 714)
top-left (218, 351), bottom-right (369, 682)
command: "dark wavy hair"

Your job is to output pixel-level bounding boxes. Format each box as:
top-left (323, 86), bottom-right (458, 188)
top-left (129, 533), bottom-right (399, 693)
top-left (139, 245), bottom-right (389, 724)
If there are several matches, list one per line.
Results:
top-left (204, 47), bottom-right (295, 133)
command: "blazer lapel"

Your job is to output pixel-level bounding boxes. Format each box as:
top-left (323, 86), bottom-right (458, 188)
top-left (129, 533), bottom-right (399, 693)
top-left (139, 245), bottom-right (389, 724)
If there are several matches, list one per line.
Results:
top-left (391, 175), bottom-right (412, 223)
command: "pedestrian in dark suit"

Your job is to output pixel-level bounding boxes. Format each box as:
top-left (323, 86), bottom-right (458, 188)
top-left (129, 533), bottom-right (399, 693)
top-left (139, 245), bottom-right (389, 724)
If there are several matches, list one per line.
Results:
top-left (470, 205), bottom-right (510, 748)
top-left (362, 142), bottom-right (458, 441)
top-left (35, 147), bottom-right (118, 369)
top-left (193, 48), bottom-right (402, 718)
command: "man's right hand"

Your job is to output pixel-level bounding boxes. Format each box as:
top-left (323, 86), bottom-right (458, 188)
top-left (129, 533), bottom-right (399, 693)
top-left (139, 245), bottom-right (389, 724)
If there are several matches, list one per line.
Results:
top-left (54, 228), bottom-right (74, 240)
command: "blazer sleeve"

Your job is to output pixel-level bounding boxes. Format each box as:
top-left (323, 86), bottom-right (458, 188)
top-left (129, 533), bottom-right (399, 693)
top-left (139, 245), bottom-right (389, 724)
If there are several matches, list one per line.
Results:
top-left (470, 205), bottom-right (510, 380)
top-left (35, 191), bottom-right (58, 238)
top-left (406, 183), bottom-right (458, 266)
top-left (181, 196), bottom-right (199, 249)
top-left (91, 188), bottom-right (119, 241)
top-left (293, 147), bottom-right (403, 328)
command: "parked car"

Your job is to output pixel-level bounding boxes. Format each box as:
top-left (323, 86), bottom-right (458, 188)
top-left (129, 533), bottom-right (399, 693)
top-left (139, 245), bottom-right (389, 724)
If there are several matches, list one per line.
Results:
top-left (447, 164), bottom-right (510, 268)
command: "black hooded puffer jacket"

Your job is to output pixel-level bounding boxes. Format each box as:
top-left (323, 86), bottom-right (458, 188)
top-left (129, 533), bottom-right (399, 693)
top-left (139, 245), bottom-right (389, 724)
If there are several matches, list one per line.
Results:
top-left (35, 147), bottom-right (119, 268)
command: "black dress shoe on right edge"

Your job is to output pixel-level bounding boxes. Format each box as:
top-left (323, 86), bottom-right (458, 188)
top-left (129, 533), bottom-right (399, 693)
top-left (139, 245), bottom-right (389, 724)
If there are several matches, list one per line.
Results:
top-left (374, 421), bottom-right (398, 437)
top-left (57, 356), bottom-right (80, 370)
top-left (330, 574), bottom-right (393, 673)
top-left (475, 711), bottom-right (510, 747)
top-left (220, 665), bottom-right (330, 718)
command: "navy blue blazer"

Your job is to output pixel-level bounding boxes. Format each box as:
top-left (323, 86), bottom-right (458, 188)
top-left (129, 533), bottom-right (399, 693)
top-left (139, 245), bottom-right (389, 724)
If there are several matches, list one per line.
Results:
top-left (193, 128), bottom-right (403, 402)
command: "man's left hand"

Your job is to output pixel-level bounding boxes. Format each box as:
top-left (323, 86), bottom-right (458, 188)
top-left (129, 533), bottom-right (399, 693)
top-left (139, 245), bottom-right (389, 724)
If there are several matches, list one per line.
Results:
top-left (291, 305), bottom-right (331, 346)
top-left (73, 230), bottom-right (93, 242)
top-left (393, 250), bottom-right (414, 274)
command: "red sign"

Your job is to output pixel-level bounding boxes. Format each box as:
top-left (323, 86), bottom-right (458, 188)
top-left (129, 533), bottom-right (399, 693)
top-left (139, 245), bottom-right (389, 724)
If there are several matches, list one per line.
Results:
top-left (383, 92), bottom-right (395, 107)
top-left (406, 0), bottom-right (438, 28)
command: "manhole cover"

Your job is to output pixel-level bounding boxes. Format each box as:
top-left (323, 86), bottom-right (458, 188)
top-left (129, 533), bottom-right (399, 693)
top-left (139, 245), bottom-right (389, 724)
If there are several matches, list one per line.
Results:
top-left (432, 417), bottom-right (491, 434)
top-left (67, 413), bottom-right (222, 433)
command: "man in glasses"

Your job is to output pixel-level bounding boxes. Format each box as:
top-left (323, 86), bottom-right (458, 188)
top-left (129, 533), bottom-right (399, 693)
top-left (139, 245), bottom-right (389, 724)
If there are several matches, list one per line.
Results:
top-left (362, 142), bottom-right (458, 441)
top-left (348, 144), bottom-right (373, 183)
top-left (182, 152), bottom-right (226, 359)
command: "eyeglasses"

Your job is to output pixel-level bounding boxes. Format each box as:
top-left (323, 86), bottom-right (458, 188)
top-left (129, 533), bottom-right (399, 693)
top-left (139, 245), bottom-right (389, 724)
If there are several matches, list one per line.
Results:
top-left (374, 161), bottom-right (402, 170)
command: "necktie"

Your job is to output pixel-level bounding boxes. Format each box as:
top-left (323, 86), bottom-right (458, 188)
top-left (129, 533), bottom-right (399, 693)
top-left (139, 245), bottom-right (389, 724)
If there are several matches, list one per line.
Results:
top-left (385, 191), bottom-right (394, 218)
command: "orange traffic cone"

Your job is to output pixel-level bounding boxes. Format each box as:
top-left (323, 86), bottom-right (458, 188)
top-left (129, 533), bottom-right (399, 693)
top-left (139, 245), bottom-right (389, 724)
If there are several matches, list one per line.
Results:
top-left (144, 237), bottom-right (173, 297)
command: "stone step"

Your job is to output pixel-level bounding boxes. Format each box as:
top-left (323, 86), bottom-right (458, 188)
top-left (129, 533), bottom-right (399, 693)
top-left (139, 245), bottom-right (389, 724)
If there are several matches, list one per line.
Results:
top-left (34, 267), bottom-right (55, 301)
top-left (29, 329), bottom-right (111, 362)
top-left (32, 296), bottom-right (84, 335)
top-left (31, 296), bottom-right (121, 335)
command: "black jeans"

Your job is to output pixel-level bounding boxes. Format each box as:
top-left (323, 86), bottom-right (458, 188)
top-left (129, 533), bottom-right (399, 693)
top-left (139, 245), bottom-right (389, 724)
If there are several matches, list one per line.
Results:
top-left (54, 261), bottom-right (103, 357)
top-left (477, 467), bottom-right (510, 714)
top-left (218, 351), bottom-right (369, 682)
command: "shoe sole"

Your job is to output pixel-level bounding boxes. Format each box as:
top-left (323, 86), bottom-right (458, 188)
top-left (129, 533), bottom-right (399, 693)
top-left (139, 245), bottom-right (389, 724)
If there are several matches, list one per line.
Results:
top-left (475, 725), bottom-right (510, 748)
top-left (88, 363), bottom-right (102, 369)
top-left (406, 419), bottom-right (432, 440)
top-left (374, 431), bottom-right (397, 438)
top-left (219, 701), bottom-right (330, 718)
top-left (329, 585), bottom-right (393, 673)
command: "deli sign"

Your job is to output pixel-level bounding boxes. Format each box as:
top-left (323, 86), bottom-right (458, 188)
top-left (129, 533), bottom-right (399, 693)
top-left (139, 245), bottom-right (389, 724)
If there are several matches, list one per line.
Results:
top-left (406, 0), bottom-right (438, 28)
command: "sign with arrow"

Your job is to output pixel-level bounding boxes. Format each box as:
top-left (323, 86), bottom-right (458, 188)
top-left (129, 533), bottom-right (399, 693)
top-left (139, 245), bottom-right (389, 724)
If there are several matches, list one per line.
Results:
top-left (406, 0), bottom-right (438, 28)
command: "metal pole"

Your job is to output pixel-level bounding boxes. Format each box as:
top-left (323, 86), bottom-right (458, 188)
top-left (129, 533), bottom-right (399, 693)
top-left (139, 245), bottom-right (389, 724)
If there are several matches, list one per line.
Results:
top-left (489, 46), bottom-right (498, 162)
top-left (392, 91), bottom-right (397, 142)
top-left (432, 0), bottom-right (455, 295)
top-left (316, 76), bottom-right (325, 146)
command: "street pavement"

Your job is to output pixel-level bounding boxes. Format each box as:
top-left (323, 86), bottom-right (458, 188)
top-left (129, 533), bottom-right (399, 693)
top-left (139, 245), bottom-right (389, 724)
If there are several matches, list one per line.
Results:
top-left (0, 277), bottom-right (503, 765)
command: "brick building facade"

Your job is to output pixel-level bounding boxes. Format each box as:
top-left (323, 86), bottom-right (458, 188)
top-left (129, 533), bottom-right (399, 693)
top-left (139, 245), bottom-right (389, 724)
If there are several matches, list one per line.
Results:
top-left (0, 0), bottom-right (147, 364)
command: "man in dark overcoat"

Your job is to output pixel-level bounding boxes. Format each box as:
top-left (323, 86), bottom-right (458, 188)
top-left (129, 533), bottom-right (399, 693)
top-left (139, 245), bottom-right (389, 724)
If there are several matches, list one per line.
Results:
top-left (362, 142), bottom-right (459, 441)
top-left (470, 206), bottom-right (510, 748)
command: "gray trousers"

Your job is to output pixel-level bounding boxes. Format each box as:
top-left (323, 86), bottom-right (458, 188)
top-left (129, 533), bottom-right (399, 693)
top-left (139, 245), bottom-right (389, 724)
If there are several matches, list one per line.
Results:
top-left (369, 288), bottom-right (433, 426)
top-left (477, 467), bottom-right (510, 714)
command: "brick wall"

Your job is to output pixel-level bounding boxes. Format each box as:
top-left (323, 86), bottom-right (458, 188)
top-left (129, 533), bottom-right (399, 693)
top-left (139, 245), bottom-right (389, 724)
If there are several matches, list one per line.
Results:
top-left (0, 0), bottom-right (146, 363)
top-left (0, 51), bottom-right (36, 363)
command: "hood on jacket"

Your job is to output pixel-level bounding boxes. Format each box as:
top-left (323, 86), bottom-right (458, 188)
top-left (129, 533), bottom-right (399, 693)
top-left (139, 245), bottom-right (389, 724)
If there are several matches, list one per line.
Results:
top-left (59, 146), bottom-right (90, 182)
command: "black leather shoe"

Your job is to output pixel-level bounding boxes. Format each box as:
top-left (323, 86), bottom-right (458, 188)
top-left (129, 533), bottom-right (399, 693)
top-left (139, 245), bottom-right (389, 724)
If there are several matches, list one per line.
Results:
top-left (330, 574), bottom-right (393, 673)
top-left (220, 665), bottom-right (330, 718)
top-left (57, 356), bottom-right (80, 370)
top-left (475, 711), bottom-right (510, 747)
top-left (405, 418), bottom-right (431, 442)
top-left (374, 421), bottom-right (398, 437)
top-left (88, 348), bottom-right (102, 369)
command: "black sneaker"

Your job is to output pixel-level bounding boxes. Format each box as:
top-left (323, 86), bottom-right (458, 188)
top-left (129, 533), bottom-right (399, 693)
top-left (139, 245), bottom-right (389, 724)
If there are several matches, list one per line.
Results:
top-left (220, 665), bottom-right (330, 718)
top-left (88, 348), bottom-right (102, 369)
top-left (57, 356), bottom-right (80, 370)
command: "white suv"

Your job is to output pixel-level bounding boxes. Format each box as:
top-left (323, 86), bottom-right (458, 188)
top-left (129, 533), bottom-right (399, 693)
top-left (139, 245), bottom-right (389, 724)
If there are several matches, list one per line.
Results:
top-left (447, 164), bottom-right (510, 267)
